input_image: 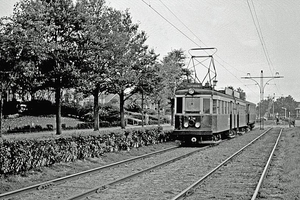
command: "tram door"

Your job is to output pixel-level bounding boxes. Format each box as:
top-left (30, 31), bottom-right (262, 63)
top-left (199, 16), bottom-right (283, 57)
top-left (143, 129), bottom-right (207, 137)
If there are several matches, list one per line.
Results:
top-left (231, 101), bottom-right (236, 130)
top-left (229, 102), bottom-right (233, 131)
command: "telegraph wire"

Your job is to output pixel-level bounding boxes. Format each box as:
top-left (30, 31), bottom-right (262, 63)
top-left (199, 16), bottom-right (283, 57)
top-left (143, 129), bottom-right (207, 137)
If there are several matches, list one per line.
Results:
top-left (158, 0), bottom-right (206, 47)
top-left (251, 1), bottom-right (282, 96)
top-left (141, 0), bottom-right (200, 47)
top-left (248, 0), bottom-right (274, 75)
top-left (247, 0), bottom-right (282, 95)
top-left (141, 0), bottom-right (258, 98)
top-left (158, 0), bottom-right (247, 74)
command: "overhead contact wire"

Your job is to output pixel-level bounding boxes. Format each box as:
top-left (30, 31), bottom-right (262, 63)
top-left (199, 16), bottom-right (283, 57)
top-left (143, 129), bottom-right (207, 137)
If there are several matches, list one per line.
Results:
top-left (142, 0), bottom-right (257, 97)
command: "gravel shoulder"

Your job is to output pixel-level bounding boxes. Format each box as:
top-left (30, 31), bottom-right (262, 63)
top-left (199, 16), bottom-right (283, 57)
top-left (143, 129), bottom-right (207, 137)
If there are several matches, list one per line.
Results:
top-left (258, 127), bottom-right (300, 200)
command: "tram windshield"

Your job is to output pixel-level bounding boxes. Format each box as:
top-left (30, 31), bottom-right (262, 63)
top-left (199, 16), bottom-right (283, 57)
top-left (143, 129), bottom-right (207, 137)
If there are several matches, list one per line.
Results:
top-left (185, 97), bottom-right (200, 113)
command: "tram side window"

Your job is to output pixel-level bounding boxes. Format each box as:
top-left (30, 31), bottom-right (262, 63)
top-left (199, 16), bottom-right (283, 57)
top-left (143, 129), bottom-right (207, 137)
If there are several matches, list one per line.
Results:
top-left (203, 98), bottom-right (211, 114)
top-left (213, 99), bottom-right (217, 114)
top-left (229, 102), bottom-right (233, 114)
top-left (176, 97), bottom-right (183, 113)
top-left (219, 100), bottom-right (223, 114)
top-left (221, 101), bottom-right (224, 114)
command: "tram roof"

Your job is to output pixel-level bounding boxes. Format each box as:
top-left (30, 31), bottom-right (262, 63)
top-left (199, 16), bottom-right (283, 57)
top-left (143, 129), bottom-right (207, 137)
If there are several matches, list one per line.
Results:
top-left (175, 87), bottom-right (255, 105)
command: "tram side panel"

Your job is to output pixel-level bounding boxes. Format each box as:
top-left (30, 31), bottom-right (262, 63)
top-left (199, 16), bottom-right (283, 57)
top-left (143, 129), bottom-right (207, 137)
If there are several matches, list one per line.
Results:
top-left (212, 114), bottom-right (230, 133)
top-left (239, 114), bottom-right (247, 128)
top-left (247, 103), bottom-right (256, 129)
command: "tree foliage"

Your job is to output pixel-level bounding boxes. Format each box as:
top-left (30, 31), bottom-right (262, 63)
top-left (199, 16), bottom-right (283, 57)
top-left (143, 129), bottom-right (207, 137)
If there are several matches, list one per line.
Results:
top-left (257, 95), bottom-right (298, 118)
top-left (8, 0), bottom-right (89, 134)
top-left (104, 10), bottom-right (158, 129)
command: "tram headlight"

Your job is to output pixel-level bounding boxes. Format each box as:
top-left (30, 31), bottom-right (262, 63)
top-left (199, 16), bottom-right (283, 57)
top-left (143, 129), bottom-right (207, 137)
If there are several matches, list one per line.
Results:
top-left (183, 122), bottom-right (189, 128)
top-left (195, 122), bottom-right (201, 128)
top-left (188, 88), bottom-right (195, 95)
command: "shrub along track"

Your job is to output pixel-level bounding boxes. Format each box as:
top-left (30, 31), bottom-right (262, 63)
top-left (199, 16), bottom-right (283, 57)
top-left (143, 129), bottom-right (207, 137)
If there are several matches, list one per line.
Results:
top-left (172, 128), bottom-right (282, 200)
top-left (0, 145), bottom-right (206, 200)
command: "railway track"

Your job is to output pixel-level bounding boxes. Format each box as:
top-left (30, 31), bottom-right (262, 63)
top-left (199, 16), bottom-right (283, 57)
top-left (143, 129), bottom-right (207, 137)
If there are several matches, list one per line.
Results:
top-left (0, 145), bottom-right (208, 200)
top-left (1, 128), bottom-right (277, 200)
top-left (60, 127), bottom-right (271, 200)
top-left (66, 147), bottom-right (207, 200)
top-left (172, 127), bottom-right (283, 200)
top-left (0, 145), bottom-right (178, 199)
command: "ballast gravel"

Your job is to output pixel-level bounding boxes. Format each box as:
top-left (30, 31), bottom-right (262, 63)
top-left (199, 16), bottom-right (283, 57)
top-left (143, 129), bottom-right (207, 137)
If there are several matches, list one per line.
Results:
top-left (88, 128), bottom-right (270, 200)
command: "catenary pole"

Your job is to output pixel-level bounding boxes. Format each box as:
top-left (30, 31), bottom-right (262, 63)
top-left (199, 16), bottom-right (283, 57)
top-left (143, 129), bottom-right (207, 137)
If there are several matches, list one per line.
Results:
top-left (242, 70), bottom-right (283, 130)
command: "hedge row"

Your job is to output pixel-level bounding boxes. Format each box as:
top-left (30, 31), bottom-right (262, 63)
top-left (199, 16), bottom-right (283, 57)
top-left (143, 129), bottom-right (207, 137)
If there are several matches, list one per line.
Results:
top-left (0, 127), bottom-right (173, 175)
top-left (7, 124), bottom-right (54, 133)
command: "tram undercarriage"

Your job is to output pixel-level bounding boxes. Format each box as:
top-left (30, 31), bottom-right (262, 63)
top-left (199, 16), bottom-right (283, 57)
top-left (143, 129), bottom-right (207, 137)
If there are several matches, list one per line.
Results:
top-left (173, 126), bottom-right (251, 145)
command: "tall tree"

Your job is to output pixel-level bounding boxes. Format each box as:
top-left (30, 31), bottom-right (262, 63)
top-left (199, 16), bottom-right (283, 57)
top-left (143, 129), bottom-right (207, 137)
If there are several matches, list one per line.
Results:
top-left (274, 95), bottom-right (298, 118)
top-left (75, 0), bottom-right (111, 131)
top-left (11, 0), bottom-right (88, 134)
top-left (149, 63), bottom-right (169, 126)
top-left (160, 49), bottom-right (187, 125)
top-left (135, 54), bottom-right (158, 126)
top-left (106, 10), bottom-right (158, 129)
top-left (0, 16), bottom-right (39, 137)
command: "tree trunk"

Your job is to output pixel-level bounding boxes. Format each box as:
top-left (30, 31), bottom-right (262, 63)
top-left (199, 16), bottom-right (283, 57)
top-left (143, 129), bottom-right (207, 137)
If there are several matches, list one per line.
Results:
top-left (119, 91), bottom-right (125, 129)
top-left (55, 78), bottom-right (62, 135)
top-left (157, 100), bottom-right (161, 127)
top-left (93, 86), bottom-right (100, 131)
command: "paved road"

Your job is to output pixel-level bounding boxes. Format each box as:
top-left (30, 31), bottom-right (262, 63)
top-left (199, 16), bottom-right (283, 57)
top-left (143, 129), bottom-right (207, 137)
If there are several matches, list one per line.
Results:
top-left (2, 124), bottom-right (174, 140)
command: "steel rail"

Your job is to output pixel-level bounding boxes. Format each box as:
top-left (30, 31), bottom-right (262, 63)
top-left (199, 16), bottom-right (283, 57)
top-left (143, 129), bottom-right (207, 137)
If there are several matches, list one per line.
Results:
top-left (66, 147), bottom-right (208, 200)
top-left (251, 128), bottom-right (283, 200)
top-left (0, 145), bottom-right (178, 199)
top-left (171, 127), bottom-right (273, 200)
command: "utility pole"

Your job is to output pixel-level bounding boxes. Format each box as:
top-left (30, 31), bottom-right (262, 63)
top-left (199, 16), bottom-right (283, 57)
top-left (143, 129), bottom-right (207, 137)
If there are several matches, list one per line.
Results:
top-left (242, 70), bottom-right (283, 130)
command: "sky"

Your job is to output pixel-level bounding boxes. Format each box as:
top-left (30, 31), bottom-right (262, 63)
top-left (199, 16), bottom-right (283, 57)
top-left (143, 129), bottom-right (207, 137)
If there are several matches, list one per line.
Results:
top-left (1, 0), bottom-right (300, 104)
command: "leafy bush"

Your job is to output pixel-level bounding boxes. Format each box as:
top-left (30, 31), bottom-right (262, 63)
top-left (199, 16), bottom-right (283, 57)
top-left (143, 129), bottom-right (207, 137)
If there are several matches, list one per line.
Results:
top-left (83, 104), bottom-right (120, 124)
top-left (6, 125), bottom-right (48, 133)
top-left (82, 112), bottom-right (93, 122)
top-left (62, 102), bottom-right (92, 119)
top-left (3, 100), bottom-right (19, 115)
top-left (0, 127), bottom-right (174, 175)
top-left (76, 122), bottom-right (94, 129)
top-left (24, 100), bottom-right (55, 116)
top-left (99, 104), bottom-right (120, 122)
top-left (126, 102), bottom-right (142, 113)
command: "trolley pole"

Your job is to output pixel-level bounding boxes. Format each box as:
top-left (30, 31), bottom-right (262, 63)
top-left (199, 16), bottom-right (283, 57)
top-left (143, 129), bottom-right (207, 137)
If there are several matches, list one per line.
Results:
top-left (242, 70), bottom-right (283, 130)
